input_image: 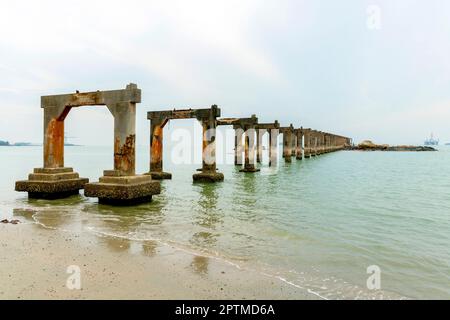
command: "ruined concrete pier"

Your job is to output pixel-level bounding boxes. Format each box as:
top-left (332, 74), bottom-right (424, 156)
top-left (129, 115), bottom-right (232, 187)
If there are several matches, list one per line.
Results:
top-left (255, 121), bottom-right (280, 166)
top-left (83, 84), bottom-right (160, 204)
top-left (148, 105), bottom-right (224, 182)
top-left (218, 115), bottom-right (259, 173)
top-left (16, 84), bottom-right (160, 204)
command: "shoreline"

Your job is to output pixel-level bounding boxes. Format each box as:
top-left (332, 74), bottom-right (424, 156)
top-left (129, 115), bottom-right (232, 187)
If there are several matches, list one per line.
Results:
top-left (0, 221), bottom-right (316, 300)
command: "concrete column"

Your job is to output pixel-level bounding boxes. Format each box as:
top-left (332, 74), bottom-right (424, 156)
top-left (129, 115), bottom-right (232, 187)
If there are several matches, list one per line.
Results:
top-left (240, 127), bottom-right (259, 172)
top-left (296, 129), bottom-right (303, 160)
top-left (201, 118), bottom-right (216, 173)
top-left (283, 131), bottom-right (292, 162)
top-left (107, 102), bottom-right (136, 176)
top-left (150, 119), bottom-right (163, 173)
top-left (311, 132), bottom-right (318, 156)
top-left (148, 117), bottom-right (171, 179)
top-left (193, 116), bottom-right (224, 182)
top-left (43, 105), bottom-right (70, 168)
top-left (234, 127), bottom-right (244, 165)
top-left (256, 129), bottom-right (263, 163)
top-left (303, 130), bottom-right (310, 158)
top-left (269, 128), bottom-right (278, 167)
top-left (291, 134), bottom-right (297, 157)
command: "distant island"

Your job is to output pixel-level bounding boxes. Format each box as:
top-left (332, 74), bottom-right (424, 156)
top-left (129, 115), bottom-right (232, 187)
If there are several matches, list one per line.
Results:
top-left (0, 140), bottom-right (36, 146)
top-left (352, 140), bottom-right (436, 151)
top-left (1, 140), bottom-right (81, 147)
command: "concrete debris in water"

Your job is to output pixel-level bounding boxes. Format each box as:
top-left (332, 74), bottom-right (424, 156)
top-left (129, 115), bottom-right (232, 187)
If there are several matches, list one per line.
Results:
top-left (1, 219), bottom-right (20, 224)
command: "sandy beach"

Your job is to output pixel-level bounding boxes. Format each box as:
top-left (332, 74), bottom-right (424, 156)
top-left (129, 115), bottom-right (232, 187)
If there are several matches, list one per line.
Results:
top-left (0, 216), bottom-right (314, 300)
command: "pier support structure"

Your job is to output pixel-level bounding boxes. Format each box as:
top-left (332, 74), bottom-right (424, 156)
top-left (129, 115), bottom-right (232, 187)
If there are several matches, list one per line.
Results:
top-left (147, 105), bottom-right (224, 182)
top-left (218, 115), bottom-right (259, 172)
top-left (294, 128), bottom-right (304, 160)
top-left (280, 124), bottom-right (295, 163)
top-left (255, 121), bottom-right (280, 166)
top-left (16, 84), bottom-right (161, 204)
top-left (303, 128), bottom-right (311, 158)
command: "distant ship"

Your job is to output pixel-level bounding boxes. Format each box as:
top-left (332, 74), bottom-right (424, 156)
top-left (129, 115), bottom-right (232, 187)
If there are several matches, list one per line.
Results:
top-left (424, 133), bottom-right (439, 146)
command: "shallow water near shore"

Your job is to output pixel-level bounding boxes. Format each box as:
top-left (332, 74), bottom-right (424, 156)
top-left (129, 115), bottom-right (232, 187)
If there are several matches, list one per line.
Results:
top-left (1, 144), bottom-right (450, 299)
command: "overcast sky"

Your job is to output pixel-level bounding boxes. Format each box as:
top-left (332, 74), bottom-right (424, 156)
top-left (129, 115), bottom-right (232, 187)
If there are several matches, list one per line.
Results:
top-left (1, 0), bottom-right (450, 146)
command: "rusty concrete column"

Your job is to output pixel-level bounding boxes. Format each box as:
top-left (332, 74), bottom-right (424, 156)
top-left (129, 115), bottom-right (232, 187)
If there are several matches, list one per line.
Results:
top-left (43, 105), bottom-right (71, 168)
top-left (311, 131), bottom-right (317, 156)
top-left (147, 115), bottom-right (171, 180)
top-left (107, 102), bottom-right (136, 176)
top-left (193, 109), bottom-right (224, 182)
top-left (269, 128), bottom-right (279, 167)
top-left (282, 127), bottom-right (293, 163)
top-left (234, 126), bottom-right (244, 165)
top-left (150, 119), bottom-right (164, 172)
top-left (303, 129), bottom-right (310, 158)
top-left (296, 128), bottom-right (303, 160)
top-left (291, 133), bottom-right (297, 157)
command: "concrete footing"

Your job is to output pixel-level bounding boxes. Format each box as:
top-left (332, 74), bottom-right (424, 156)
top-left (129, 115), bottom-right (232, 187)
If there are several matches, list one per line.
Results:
top-left (239, 166), bottom-right (260, 173)
top-left (15, 167), bottom-right (88, 199)
top-left (193, 172), bottom-right (224, 182)
top-left (146, 171), bottom-right (172, 180)
top-left (84, 171), bottom-right (160, 205)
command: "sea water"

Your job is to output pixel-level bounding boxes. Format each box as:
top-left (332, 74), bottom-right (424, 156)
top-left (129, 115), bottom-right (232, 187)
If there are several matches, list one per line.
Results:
top-left (1, 143), bottom-right (449, 299)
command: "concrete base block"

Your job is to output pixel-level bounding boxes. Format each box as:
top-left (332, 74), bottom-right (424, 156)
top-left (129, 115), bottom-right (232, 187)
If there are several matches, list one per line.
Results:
top-left (15, 167), bottom-right (88, 199)
top-left (193, 172), bottom-right (224, 182)
top-left (84, 174), bottom-right (160, 205)
top-left (145, 171), bottom-right (172, 180)
top-left (239, 166), bottom-right (260, 173)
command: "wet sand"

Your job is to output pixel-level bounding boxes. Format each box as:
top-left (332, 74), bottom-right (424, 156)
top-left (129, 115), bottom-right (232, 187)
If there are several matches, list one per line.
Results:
top-left (0, 221), bottom-right (315, 299)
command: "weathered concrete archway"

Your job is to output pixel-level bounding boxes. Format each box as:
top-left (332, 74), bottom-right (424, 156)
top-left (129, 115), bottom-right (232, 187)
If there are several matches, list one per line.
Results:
top-left (255, 121), bottom-right (280, 166)
top-left (217, 115), bottom-right (259, 173)
top-left (147, 105), bottom-right (224, 182)
top-left (15, 84), bottom-right (160, 204)
top-left (279, 124), bottom-right (295, 163)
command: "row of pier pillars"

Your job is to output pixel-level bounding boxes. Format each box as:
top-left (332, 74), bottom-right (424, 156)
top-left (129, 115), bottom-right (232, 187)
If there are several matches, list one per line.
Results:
top-left (15, 84), bottom-right (352, 205)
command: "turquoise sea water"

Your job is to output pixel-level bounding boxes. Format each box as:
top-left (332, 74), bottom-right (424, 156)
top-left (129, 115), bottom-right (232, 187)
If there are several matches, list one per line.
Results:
top-left (1, 144), bottom-right (449, 299)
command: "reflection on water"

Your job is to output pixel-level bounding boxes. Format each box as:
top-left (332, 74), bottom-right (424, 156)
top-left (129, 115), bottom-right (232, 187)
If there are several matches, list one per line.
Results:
top-left (100, 236), bottom-right (131, 252)
top-left (5, 146), bottom-right (450, 299)
top-left (142, 240), bottom-right (158, 257)
top-left (190, 255), bottom-right (209, 276)
top-left (189, 182), bottom-right (223, 275)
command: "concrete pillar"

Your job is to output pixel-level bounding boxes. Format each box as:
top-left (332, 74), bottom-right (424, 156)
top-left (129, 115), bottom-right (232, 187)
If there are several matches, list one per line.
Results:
top-left (43, 105), bottom-right (70, 168)
top-left (234, 126), bottom-right (244, 165)
top-left (193, 113), bottom-right (224, 182)
top-left (148, 117), bottom-right (171, 179)
top-left (303, 129), bottom-right (310, 158)
top-left (282, 131), bottom-right (292, 162)
top-left (291, 134), bottom-right (297, 157)
top-left (269, 128), bottom-right (279, 167)
top-left (107, 102), bottom-right (136, 176)
top-left (150, 120), bottom-right (163, 173)
top-left (256, 129), bottom-right (264, 163)
top-left (296, 129), bottom-right (303, 160)
top-left (201, 119), bottom-right (216, 173)
top-left (240, 127), bottom-right (259, 172)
